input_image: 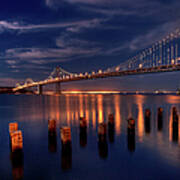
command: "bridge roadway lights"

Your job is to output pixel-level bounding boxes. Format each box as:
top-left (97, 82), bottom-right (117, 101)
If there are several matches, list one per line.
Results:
top-left (37, 84), bottom-right (43, 95)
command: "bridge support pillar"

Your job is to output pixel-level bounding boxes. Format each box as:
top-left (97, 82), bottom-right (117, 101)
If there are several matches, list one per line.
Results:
top-left (55, 82), bottom-right (61, 94)
top-left (37, 85), bottom-right (43, 95)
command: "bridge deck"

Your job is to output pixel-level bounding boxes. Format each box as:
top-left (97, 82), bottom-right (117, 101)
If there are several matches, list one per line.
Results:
top-left (13, 64), bottom-right (180, 92)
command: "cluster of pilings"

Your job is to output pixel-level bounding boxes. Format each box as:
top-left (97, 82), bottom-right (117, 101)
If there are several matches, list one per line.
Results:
top-left (48, 119), bottom-right (72, 170)
top-left (9, 122), bottom-right (24, 180)
top-left (97, 114), bottom-right (115, 158)
top-left (144, 107), bottom-right (179, 142)
top-left (8, 106), bottom-right (179, 177)
top-left (128, 106), bottom-right (179, 152)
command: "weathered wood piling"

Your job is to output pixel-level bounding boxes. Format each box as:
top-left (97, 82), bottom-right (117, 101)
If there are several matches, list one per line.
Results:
top-left (79, 117), bottom-right (87, 147)
top-left (98, 123), bottom-right (108, 158)
top-left (9, 122), bottom-right (23, 152)
top-left (144, 109), bottom-right (151, 134)
top-left (127, 117), bottom-right (135, 152)
top-left (108, 114), bottom-right (115, 143)
top-left (48, 119), bottom-right (57, 152)
top-left (172, 107), bottom-right (179, 142)
top-left (157, 107), bottom-right (163, 131)
top-left (60, 127), bottom-right (72, 170)
top-left (60, 127), bottom-right (71, 144)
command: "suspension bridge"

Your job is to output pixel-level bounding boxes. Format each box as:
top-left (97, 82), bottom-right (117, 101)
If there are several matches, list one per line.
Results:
top-left (13, 28), bottom-right (180, 94)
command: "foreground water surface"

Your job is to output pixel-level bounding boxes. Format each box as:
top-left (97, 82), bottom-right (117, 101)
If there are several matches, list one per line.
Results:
top-left (1, 94), bottom-right (180, 180)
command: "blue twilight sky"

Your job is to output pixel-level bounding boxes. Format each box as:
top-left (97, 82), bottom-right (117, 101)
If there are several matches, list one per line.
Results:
top-left (0, 0), bottom-right (180, 86)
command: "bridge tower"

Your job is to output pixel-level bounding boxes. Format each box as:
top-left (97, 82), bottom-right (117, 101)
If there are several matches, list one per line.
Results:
top-left (37, 84), bottom-right (43, 95)
top-left (48, 66), bottom-right (74, 94)
top-left (55, 82), bottom-right (61, 94)
top-left (55, 67), bottom-right (61, 94)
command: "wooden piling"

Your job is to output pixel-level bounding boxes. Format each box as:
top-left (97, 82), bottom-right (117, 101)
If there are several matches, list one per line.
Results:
top-left (172, 107), bottom-right (179, 142)
top-left (48, 119), bottom-right (56, 133)
top-left (98, 123), bottom-right (107, 141)
top-left (127, 117), bottom-right (135, 130)
top-left (172, 107), bottom-right (178, 122)
top-left (79, 117), bottom-right (87, 129)
top-left (10, 130), bottom-right (23, 152)
top-left (157, 107), bottom-right (163, 131)
top-left (108, 114), bottom-right (115, 143)
top-left (60, 127), bottom-right (72, 169)
top-left (127, 117), bottom-right (135, 152)
top-left (60, 127), bottom-right (71, 145)
top-left (145, 109), bottom-right (151, 119)
top-left (98, 123), bottom-right (107, 136)
top-left (144, 109), bottom-right (151, 134)
top-left (108, 114), bottom-right (114, 125)
top-left (9, 122), bottom-right (18, 137)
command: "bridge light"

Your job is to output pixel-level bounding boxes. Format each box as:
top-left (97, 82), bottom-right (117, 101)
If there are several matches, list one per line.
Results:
top-left (115, 66), bottom-right (120, 71)
top-left (98, 69), bottom-right (102, 74)
top-left (177, 57), bottom-right (180, 61)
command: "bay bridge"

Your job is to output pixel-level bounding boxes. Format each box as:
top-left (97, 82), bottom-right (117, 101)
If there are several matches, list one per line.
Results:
top-left (13, 28), bottom-right (180, 94)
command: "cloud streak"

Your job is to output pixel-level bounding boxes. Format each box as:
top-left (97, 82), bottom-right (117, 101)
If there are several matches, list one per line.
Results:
top-left (0, 18), bottom-right (104, 34)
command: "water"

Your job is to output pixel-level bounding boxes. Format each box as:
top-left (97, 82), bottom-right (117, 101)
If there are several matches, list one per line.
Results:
top-left (1, 94), bottom-right (180, 180)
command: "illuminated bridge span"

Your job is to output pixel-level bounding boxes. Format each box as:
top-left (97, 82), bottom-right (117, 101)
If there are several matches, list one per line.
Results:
top-left (13, 28), bottom-right (180, 94)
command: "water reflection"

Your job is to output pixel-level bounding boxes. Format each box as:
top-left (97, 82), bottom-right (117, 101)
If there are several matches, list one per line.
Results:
top-left (114, 95), bottom-right (121, 135)
top-left (79, 127), bottom-right (87, 147)
top-left (61, 144), bottom-right (72, 170)
top-left (91, 95), bottom-right (96, 130)
top-left (97, 95), bottom-right (103, 123)
top-left (136, 95), bottom-right (145, 142)
top-left (98, 123), bottom-right (108, 159)
top-left (13, 94), bottom-right (180, 176)
top-left (10, 150), bottom-right (24, 180)
top-left (79, 94), bottom-right (84, 118)
top-left (127, 118), bottom-right (136, 152)
top-left (48, 132), bottom-right (57, 153)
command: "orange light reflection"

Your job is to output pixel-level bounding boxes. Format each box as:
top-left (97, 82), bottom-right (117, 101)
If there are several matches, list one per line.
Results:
top-left (136, 95), bottom-right (145, 142)
top-left (91, 95), bottom-right (96, 130)
top-left (97, 95), bottom-right (103, 123)
top-left (66, 95), bottom-right (71, 126)
top-left (79, 94), bottom-right (84, 117)
top-left (85, 96), bottom-right (89, 127)
top-left (169, 108), bottom-right (172, 142)
top-left (114, 95), bottom-right (121, 135)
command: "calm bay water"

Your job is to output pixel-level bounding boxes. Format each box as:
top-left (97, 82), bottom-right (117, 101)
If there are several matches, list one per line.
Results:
top-left (1, 94), bottom-right (180, 179)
